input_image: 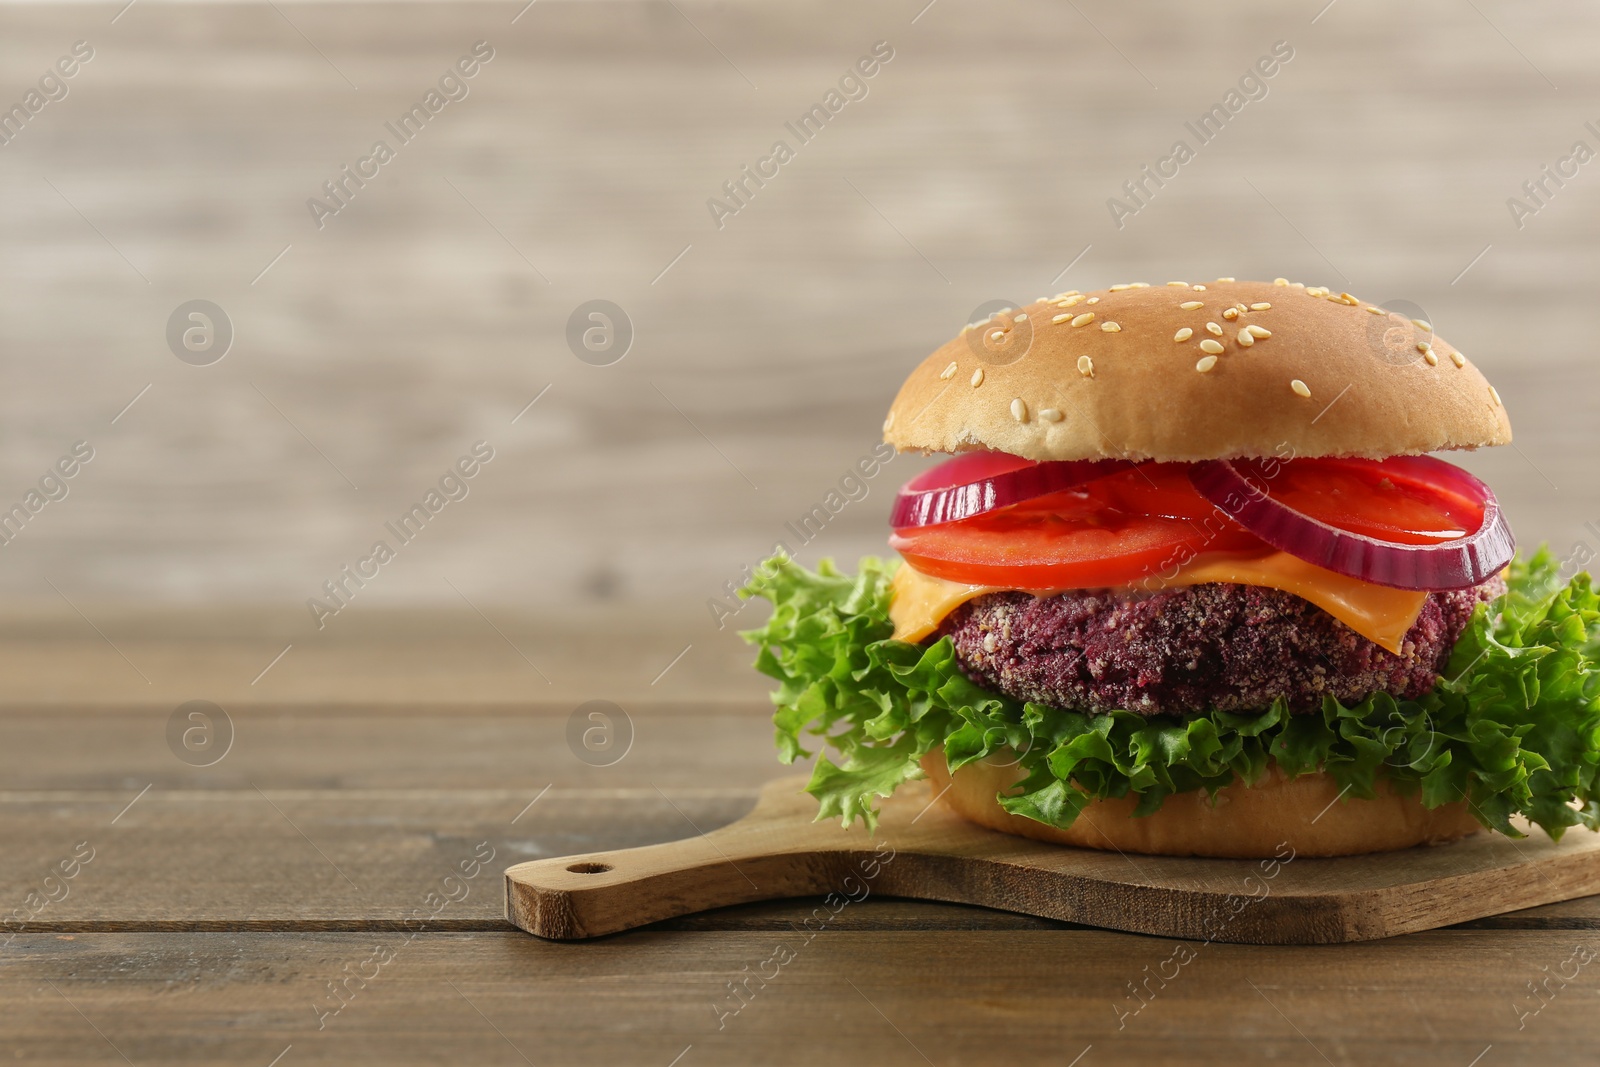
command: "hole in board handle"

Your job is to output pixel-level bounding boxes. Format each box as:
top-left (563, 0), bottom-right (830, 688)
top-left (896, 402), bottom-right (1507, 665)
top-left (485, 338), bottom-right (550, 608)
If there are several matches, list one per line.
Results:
top-left (567, 862), bottom-right (613, 874)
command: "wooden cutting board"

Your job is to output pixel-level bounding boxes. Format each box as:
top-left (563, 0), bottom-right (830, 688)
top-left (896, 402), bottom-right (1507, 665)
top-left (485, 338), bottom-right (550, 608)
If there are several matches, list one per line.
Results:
top-left (503, 775), bottom-right (1600, 944)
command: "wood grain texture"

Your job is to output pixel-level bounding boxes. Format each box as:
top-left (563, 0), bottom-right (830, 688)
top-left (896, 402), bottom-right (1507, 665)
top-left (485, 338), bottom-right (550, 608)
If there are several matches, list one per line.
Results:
top-left (5, 930), bottom-right (1599, 1066)
top-left (0, 697), bottom-right (1596, 1063)
top-left (0, 704), bottom-right (770, 925)
top-left (0, 606), bottom-right (770, 705)
top-left (508, 775), bottom-right (1600, 944)
top-left (0, 703), bottom-right (777, 789)
top-left (2, 704), bottom-right (1597, 932)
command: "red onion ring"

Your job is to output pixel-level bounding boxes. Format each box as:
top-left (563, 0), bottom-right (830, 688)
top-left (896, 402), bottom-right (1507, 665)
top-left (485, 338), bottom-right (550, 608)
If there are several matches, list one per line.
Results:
top-left (1188, 456), bottom-right (1515, 590)
top-left (890, 453), bottom-right (1130, 529)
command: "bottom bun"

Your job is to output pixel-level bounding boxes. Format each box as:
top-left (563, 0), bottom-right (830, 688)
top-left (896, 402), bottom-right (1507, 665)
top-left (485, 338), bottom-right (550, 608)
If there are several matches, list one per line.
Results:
top-left (919, 749), bottom-right (1481, 858)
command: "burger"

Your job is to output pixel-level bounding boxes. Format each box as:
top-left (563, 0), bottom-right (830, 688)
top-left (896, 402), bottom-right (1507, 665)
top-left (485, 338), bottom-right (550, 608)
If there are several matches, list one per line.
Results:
top-left (742, 278), bottom-right (1600, 858)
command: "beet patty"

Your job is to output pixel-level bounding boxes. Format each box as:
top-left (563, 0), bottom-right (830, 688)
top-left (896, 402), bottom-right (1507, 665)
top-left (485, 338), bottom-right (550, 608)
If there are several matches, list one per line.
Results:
top-left (938, 576), bottom-right (1504, 716)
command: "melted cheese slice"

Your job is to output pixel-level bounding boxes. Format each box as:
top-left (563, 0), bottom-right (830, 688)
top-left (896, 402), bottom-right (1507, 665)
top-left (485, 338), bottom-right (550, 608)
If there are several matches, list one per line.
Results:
top-left (889, 552), bottom-right (1429, 654)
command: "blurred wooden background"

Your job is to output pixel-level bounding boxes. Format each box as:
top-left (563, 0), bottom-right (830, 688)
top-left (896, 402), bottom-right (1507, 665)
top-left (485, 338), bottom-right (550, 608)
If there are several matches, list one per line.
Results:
top-left (0, 0), bottom-right (1596, 704)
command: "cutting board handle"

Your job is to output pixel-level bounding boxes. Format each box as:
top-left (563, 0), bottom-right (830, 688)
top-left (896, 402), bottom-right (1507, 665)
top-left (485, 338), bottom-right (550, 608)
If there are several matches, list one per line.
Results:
top-left (504, 784), bottom-right (886, 938)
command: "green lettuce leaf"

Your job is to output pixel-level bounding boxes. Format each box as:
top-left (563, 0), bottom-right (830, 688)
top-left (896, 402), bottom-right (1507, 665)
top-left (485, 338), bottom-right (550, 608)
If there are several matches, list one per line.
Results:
top-left (740, 548), bottom-right (1600, 838)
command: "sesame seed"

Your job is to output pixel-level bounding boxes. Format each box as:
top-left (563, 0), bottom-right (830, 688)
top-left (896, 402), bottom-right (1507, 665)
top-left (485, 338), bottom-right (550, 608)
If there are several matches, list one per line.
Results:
top-left (1423, 350), bottom-right (1439, 366)
top-left (1222, 308), bottom-right (1239, 321)
top-left (1366, 306), bottom-right (1386, 315)
top-left (1416, 341), bottom-right (1432, 353)
top-left (1199, 339), bottom-right (1224, 354)
top-left (1086, 297), bottom-right (1101, 304)
top-left (1247, 325), bottom-right (1271, 338)
top-left (1011, 398), bottom-right (1028, 422)
top-left (1130, 282), bottom-right (1150, 288)
top-left (1058, 290), bottom-right (1080, 298)
top-left (1206, 322), bottom-right (1224, 336)
top-left (1290, 282), bottom-right (1306, 289)
top-left (1306, 286), bottom-right (1329, 298)
top-left (1039, 407), bottom-right (1063, 422)
top-left (1412, 318), bottom-right (1432, 331)
top-left (1101, 321), bottom-right (1121, 332)
top-left (1450, 351), bottom-right (1465, 368)
top-left (1109, 284), bottom-right (1133, 291)
top-left (1216, 277), bottom-right (1236, 282)
top-left (971, 368), bottom-right (984, 387)
top-left (883, 412), bottom-right (894, 431)
top-left (1490, 386), bottom-right (1502, 406)
top-left (961, 323), bottom-right (973, 334)
top-left (1250, 303), bottom-right (1272, 311)
top-left (1291, 379), bottom-right (1312, 398)
top-left (1174, 327), bottom-right (1194, 342)
top-left (1273, 278), bottom-right (1290, 286)
top-left (1077, 355), bottom-right (1094, 377)
top-left (1192, 285), bottom-right (1207, 291)
top-left (1052, 313), bottom-right (1071, 324)
top-left (1237, 329), bottom-right (1255, 347)
top-left (1057, 296), bottom-right (1083, 308)
top-left (1196, 355), bottom-right (1219, 373)
top-left (1180, 301), bottom-right (1204, 310)
top-left (1014, 313), bottom-right (1028, 322)
top-left (1167, 281), bottom-right (1189, 287)
top-left (1335, 292), bottom-right (1359, 306)
top-left (988, 330), bottom-right (1005, 343)
top-left (939, 361), bottom-right (958, 380)
top-left (1071, 312), bottom-right (1095, 327)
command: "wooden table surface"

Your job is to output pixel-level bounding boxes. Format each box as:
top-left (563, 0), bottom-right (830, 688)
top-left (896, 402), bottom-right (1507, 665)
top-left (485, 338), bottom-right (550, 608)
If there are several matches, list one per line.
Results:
top-left (1, 631), bottom-right (1597, 1065)
top-left (5, 0), bottom-right (1600, 1062)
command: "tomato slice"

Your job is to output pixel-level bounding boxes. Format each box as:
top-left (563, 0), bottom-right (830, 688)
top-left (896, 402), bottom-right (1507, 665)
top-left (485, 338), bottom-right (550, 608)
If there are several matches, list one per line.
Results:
top-left (889, 463), bottom-right (1267, 589)
top-left (1079, 462), bottom-right (1229, 521)
top-left (887, 456), bottom-right (1487, 589)
top-left (1231, 457), bottom-right (1481, 546)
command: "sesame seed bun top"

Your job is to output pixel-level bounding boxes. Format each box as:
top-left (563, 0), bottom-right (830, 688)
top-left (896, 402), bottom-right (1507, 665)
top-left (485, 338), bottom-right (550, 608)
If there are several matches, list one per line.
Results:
top-left (883, 279), bottom-right (1512, 462)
